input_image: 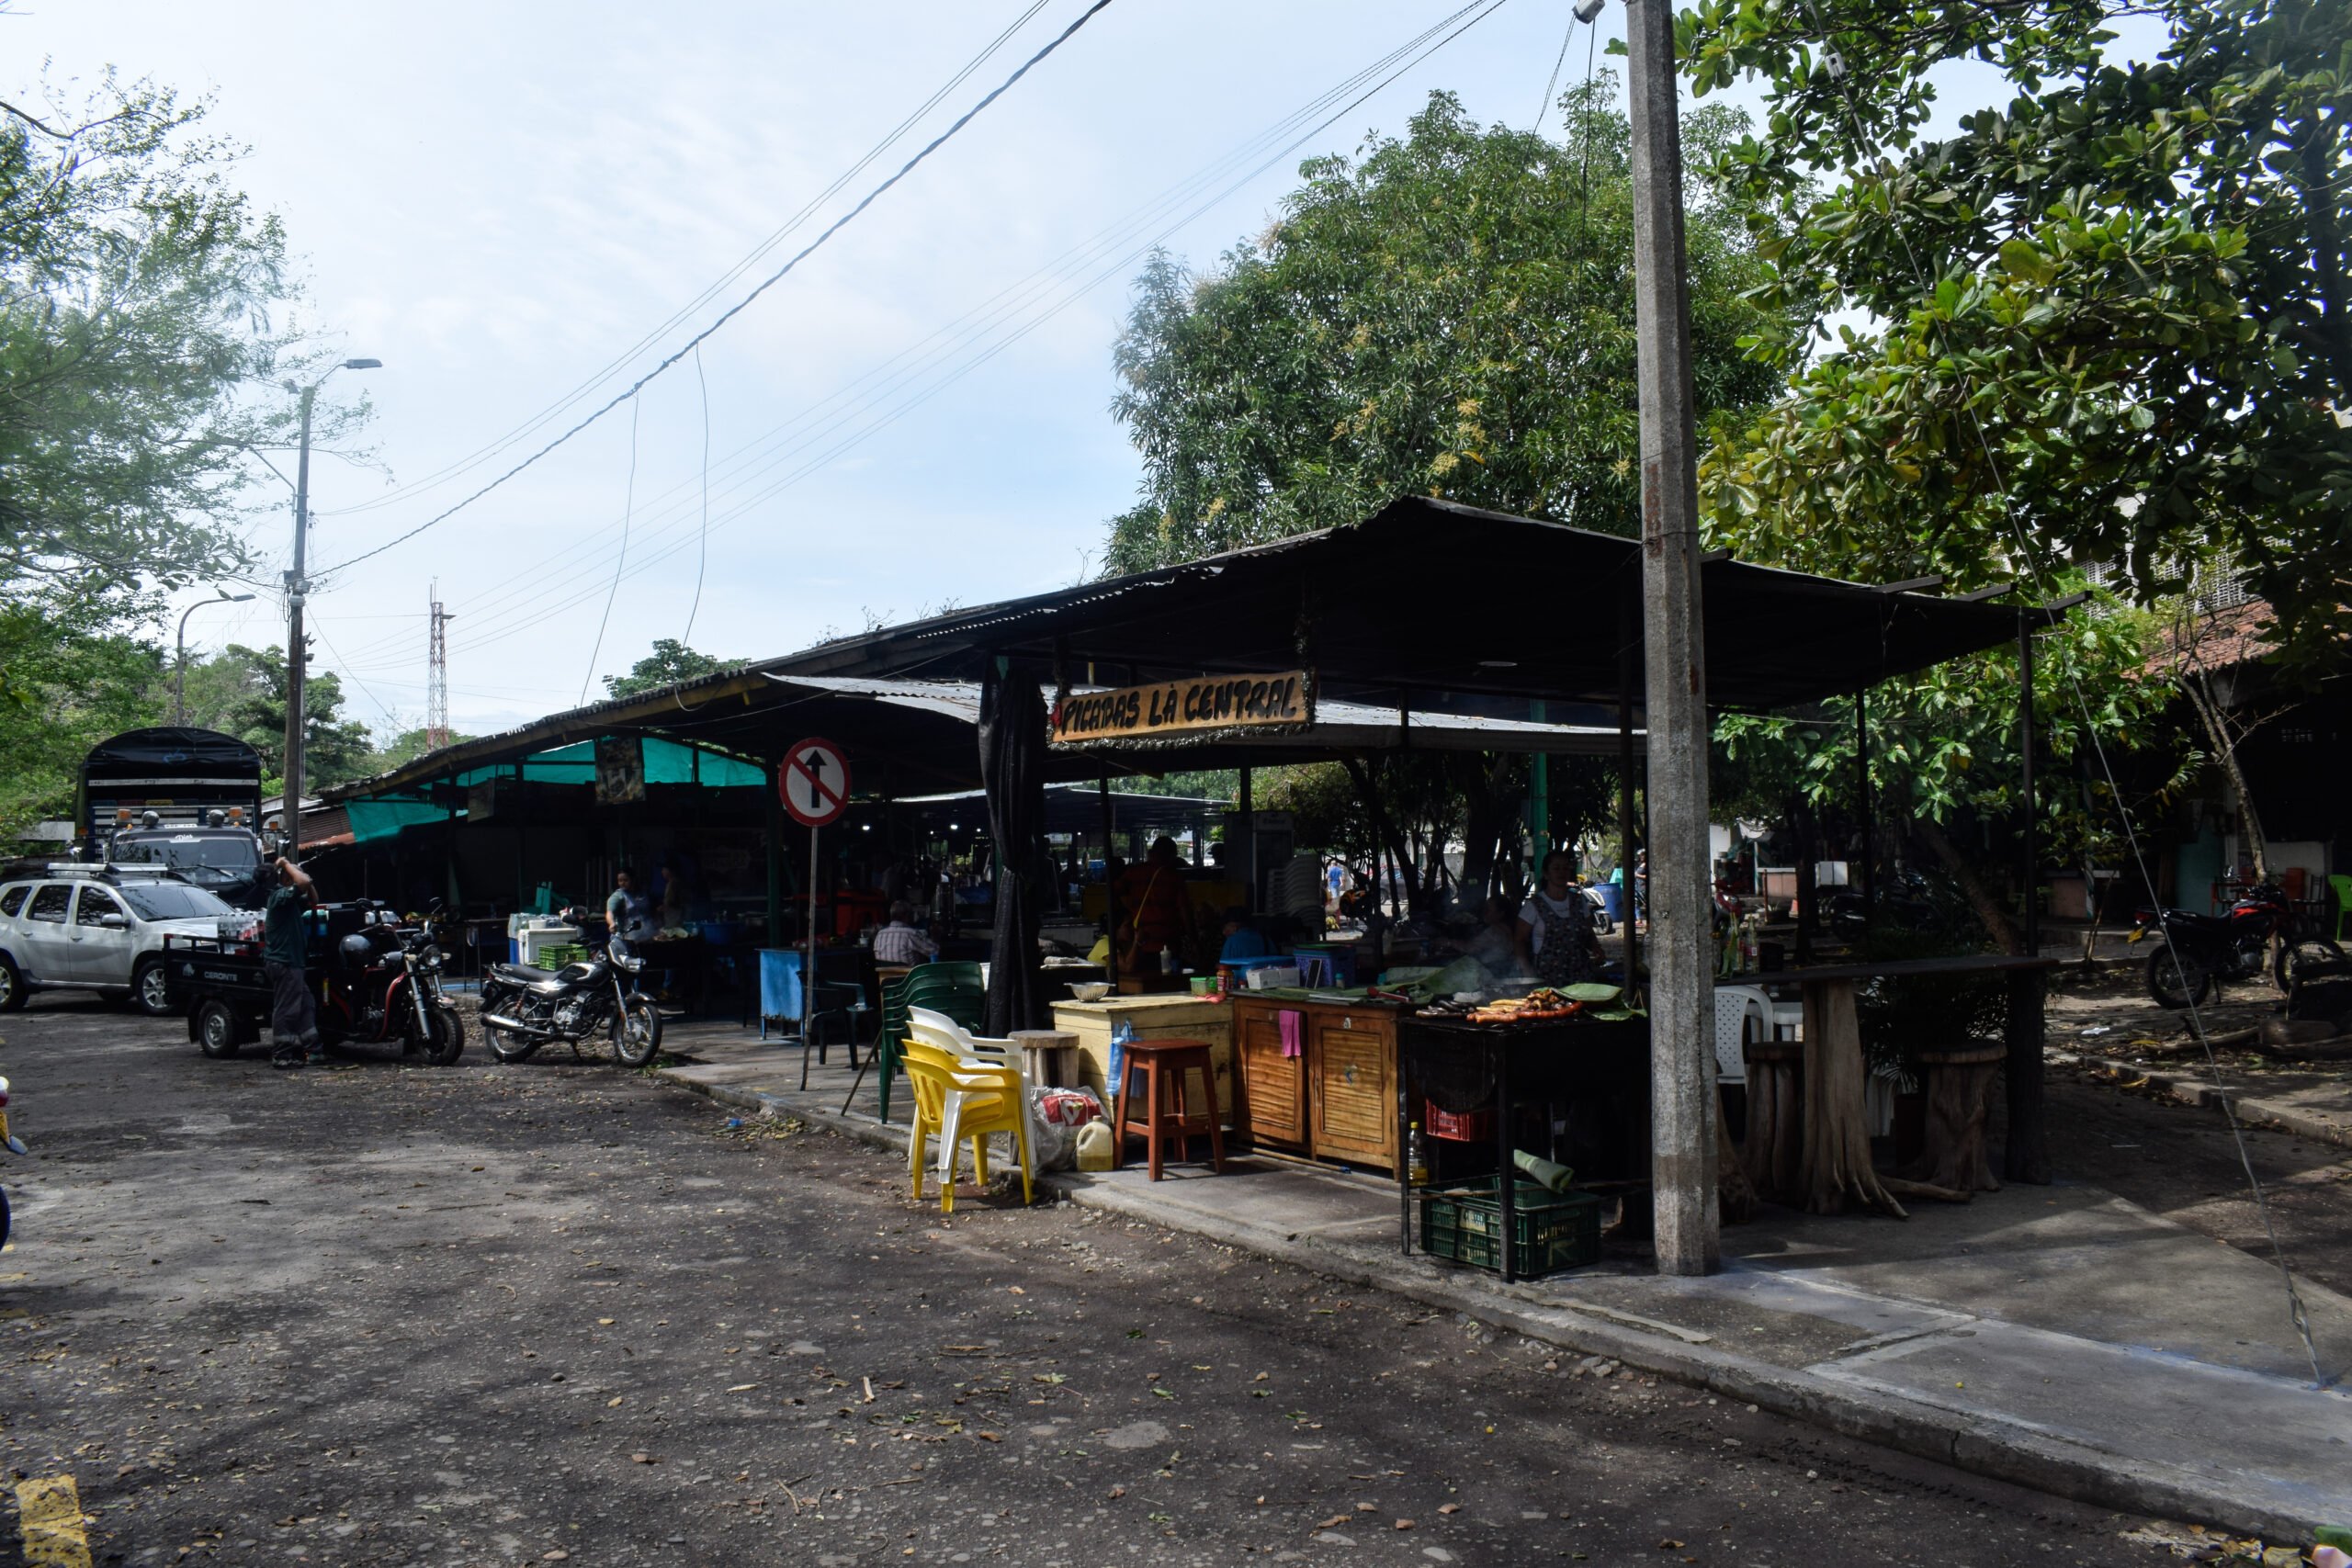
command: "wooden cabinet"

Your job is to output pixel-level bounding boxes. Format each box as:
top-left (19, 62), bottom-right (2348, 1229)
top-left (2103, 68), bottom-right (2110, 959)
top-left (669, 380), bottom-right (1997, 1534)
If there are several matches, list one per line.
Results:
top-left (1230, 997), bottom-right (1400, 1171)
top-left (1049, 997), bottom-right (1233, 1114)
top-left (1233, 1005), bottom-right (1306, 1147)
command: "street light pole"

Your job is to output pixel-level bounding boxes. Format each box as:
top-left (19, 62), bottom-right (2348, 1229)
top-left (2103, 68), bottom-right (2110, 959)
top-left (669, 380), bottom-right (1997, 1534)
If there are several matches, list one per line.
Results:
top-left (279, 357), bottom-right (379, 852)
top-left (175, 590), bottom-right (255, 726)
top-left (284, 385), bottom-right (316, 852)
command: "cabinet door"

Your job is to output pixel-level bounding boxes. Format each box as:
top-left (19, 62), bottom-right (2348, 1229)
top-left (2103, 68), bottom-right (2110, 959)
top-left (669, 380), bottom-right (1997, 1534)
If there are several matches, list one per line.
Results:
top-left (1233, 1008), bottom-right (1306, 1149)
top-left (1308, 1012), bottom-right (1396, 1168)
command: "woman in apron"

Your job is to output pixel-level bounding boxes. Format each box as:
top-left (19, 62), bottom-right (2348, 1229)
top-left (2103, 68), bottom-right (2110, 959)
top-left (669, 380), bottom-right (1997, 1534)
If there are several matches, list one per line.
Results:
top-left (1515, 849), bottom-right (1602, 986)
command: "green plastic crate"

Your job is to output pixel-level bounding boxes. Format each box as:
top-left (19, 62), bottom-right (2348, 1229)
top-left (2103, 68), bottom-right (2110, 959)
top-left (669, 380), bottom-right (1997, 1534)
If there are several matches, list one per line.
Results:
top-left (537, 943), bottom-right (587, 969)
top-left (1418, 1177), bottom-right (1602, 1278)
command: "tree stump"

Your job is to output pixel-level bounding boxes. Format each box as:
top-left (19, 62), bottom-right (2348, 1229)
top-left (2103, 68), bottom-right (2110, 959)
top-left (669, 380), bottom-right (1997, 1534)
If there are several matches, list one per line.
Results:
top-left (1800, 982), bottom-right (1907, 1218)
top-left (1739, 1040), bottom-right (1804, 1204)
top-left (1904, 1045), bottom-right (2005, 1193)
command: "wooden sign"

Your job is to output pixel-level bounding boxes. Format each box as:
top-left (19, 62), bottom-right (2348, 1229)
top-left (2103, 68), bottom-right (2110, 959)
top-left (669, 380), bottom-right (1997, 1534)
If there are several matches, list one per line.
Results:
top-left (1052, 671), bottom-right (1315, 746)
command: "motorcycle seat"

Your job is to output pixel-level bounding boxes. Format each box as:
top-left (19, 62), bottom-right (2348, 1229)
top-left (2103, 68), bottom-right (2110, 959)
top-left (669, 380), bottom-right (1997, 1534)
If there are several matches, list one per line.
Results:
top-left (491, 962), bottom-right (561, 984)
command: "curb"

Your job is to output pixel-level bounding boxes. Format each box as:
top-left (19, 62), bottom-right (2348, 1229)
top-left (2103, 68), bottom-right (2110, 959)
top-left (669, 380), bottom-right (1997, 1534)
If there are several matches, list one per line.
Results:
top-left (654, 1067), bottom-right (2301, 1541)
top-left (2051, 1049), bottom-right (2352, 1153)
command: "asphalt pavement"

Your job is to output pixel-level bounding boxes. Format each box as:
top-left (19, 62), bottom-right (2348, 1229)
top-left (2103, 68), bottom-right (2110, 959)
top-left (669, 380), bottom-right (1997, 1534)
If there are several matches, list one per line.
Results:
top-left (0, 994), bottom-right (2183, 1566)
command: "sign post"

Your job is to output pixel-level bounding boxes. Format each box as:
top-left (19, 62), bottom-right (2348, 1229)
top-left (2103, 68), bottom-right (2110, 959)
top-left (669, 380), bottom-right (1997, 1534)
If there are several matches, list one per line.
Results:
top-left (781, 738), bottom-right (852, 1048)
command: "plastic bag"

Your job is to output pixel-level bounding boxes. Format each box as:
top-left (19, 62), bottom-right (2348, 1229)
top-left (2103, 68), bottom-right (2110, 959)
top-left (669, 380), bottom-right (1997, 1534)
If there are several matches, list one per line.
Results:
top-left (1028, 1084), bottom-right (1104, 1172)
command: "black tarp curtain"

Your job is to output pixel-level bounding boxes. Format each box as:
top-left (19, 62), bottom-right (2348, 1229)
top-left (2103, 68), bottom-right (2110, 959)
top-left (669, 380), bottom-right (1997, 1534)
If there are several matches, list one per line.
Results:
top-left (979, 661), bottom-right (1050, 1037)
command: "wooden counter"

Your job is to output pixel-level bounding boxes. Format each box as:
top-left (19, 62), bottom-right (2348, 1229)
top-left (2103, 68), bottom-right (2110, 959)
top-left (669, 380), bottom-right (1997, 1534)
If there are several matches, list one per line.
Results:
top-left (1048, 994), bottom-right (1234, 1113)
top-left (1227, 995), bottom-right (1407, 1171)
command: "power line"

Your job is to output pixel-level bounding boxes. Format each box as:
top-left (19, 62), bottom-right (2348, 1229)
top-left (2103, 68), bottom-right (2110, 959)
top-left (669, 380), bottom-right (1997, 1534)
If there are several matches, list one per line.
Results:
top-left (322, 3), bottom-right (1503, 667)
top-left (320, 0), bottom-right (1055, 521)
top-left (684, 343), bottom-right (711, 646)
top-left (579, 397), bottom-right (642, 706)
top-left (318, 0), bottom-right (1121, 578)
top-left (328, 0), bottom-right (1513, 663)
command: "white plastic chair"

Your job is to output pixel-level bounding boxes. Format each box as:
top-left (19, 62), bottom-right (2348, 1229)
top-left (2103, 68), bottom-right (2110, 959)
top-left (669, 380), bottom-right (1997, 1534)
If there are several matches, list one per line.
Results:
top-left (908, 1007), bottom-right (1034, 1188)
top-left (1713, 987), bottom-right (1771, 1087)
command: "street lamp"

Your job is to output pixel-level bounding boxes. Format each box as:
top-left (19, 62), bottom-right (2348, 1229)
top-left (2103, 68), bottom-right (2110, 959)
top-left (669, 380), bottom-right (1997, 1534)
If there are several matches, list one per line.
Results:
top-left (175, 590), bottom-right (256, 725)
top-left (281, 356), bottom-right (380, 851)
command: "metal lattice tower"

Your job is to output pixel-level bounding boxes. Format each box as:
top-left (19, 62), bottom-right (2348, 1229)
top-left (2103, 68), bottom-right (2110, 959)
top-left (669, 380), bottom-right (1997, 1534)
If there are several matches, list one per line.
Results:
top-left (426, 582), bottom-right (453, 750)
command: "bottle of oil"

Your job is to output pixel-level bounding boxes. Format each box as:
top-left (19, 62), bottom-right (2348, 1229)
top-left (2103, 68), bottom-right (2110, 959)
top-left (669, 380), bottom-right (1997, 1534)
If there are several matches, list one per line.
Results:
top-left (1407, 1121), bottom-right (1431, 1187)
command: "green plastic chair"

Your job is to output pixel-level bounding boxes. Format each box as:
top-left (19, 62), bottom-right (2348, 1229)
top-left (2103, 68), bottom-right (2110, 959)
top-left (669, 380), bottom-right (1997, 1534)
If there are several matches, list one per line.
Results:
top-left (2331, 874), bottom-right (2352, 942)
top-left (858, 963), bottom-right (987, 1122)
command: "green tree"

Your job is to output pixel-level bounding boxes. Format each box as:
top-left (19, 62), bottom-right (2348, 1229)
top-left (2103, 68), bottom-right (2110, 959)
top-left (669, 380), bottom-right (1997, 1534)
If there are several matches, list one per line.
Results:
top-left (1102, 83), bottom-right (1792, 570)
top-left (604, 639), bottom-right (737, 699)
top-left (0, 73), bottom-right (360, 827)
top-left (182, 642), bottom-right (376, 794)
top-left (0, 607), bottom-right (162, 831)
top-left (1684, 0), bottom-right (2352, 675)
top-left (374, 728), bottom-right (476, 772)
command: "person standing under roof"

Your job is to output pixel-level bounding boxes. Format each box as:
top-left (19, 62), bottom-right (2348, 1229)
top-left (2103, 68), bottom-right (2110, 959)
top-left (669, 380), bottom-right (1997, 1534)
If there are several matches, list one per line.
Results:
top-left (1114, 836), bottom-right (1191, 971)
top-left (1516, 850), bottom-right (1602, 987)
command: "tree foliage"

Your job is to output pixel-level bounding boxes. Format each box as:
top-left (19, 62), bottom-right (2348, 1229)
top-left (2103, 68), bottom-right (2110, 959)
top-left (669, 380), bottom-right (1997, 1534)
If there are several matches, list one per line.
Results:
top-left (177, 642), bottom-right (376, 794)
top-left (0, 73), bottom-right (358, 829)
top-left (1103, 83), bottom-right (1793, 571)
top-left (604, 639), bottom-right (737, 700)
top-left (1684, 0), bottom-right (2352, 675)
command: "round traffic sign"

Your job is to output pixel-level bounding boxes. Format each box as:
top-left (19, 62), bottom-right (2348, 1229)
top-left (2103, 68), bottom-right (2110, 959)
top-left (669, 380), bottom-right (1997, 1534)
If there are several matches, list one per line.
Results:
top-left (780, 738), bottom-right (852, 828)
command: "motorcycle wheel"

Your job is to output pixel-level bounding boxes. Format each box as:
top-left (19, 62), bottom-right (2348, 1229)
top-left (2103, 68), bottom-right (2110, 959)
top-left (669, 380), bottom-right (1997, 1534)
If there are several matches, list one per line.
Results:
top-left (612, 997), bottom-right (662, 1068)
top-left (481, 990), bottom-right (540, 1064)
top-left (195, 998), bottom-right (242, 1059)
top-left (0, 1185), bottom-right (11, 1251)
top-left (422, 1003), bottom-right (466, 1066)
top-left (2147, 943), bottom-right (2211, 1010)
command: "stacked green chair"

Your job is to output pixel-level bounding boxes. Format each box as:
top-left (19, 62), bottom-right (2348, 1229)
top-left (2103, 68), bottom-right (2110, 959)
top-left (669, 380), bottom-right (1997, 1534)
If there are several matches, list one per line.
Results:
top-left (856, 961), bottom-right (986, 1122)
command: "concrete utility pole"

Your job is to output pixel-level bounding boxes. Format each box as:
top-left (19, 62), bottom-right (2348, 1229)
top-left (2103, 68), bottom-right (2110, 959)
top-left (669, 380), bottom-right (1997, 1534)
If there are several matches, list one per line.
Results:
top-left (283, 384), bottom-right (317, 852)
top-left (1626, 0), bottom-right (1720, 1275)
top-left (278, 357), bottom-right (379, 851)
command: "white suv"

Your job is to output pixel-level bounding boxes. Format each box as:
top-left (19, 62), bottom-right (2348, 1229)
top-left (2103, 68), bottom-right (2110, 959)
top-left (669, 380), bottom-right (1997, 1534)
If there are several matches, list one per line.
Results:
top-left (0, 875), bottom-right (236, 1016)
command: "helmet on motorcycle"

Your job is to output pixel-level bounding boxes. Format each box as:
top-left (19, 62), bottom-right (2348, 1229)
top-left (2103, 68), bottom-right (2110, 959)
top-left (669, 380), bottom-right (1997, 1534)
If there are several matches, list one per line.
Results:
top-left (339, 932), bottom-right (377, 964)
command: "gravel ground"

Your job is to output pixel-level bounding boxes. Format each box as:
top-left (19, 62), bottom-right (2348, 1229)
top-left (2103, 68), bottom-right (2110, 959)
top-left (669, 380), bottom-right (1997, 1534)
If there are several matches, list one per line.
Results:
top-left (0, 993), bottom-right (2191, 1566)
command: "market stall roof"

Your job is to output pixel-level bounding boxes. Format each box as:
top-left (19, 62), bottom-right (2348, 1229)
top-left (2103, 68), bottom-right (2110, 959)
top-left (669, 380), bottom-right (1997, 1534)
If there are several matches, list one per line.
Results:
top-left (321, 672), bottom-right (1639, 813)
top-left (764, 496), bottom-right (2050, 713)
top-left (893, 783), bottom-right (1228, 838)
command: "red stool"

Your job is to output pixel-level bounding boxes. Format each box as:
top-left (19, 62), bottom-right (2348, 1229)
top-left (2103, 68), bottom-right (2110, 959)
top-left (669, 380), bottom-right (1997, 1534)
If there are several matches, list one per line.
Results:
top-left (1113, 1038), bottom-right (1225, 1180)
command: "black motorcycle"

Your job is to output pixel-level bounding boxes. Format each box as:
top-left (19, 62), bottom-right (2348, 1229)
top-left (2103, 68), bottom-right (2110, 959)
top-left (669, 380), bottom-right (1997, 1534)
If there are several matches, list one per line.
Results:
top-left (2130, 882), bottom-right (2296, 1009)
top-left (1828, 866), bottom-right (1951, 942)
top-left (479, 934), bottom-right (662, 1067)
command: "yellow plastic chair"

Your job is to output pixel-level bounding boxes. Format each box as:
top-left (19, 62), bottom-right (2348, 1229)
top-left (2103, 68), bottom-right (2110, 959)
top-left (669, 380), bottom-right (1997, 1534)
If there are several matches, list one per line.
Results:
top-left (901, 1040), bottom-right (1032, 1212)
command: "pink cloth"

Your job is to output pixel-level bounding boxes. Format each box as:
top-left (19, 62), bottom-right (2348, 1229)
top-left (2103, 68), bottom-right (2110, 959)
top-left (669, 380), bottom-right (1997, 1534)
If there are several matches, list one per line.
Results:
top-left (1278, 1009), bottom-right (1303, 1060)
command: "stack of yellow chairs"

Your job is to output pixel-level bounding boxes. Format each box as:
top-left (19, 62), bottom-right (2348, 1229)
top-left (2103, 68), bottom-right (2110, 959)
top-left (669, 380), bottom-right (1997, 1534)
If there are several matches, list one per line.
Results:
top-left (899, 1037), bottom-right (1032, 1213)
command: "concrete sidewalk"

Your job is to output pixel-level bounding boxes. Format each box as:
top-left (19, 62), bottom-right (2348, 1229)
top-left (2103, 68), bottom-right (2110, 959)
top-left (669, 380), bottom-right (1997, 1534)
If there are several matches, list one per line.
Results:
top-left (653, 1021), bottom-right (2352, 1542)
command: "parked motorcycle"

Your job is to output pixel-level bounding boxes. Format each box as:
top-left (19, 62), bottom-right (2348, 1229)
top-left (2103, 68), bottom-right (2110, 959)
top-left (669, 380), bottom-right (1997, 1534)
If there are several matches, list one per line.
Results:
top-left (1828, 866), bottom-right (1951, 942)
top-left (0, 1076), bottom-right (27, 1249)
top-left (2130, 882), bottom-right (2295, 1009)
top-left (479, 934), bottom-right (662, 1067)
top-left (322, 912), bottom-right (465, 1063)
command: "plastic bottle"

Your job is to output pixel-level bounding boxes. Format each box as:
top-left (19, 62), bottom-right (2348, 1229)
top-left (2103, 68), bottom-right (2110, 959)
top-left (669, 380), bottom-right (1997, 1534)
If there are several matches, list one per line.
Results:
top-left (1407, 1121), bottom-right (1431, 1187)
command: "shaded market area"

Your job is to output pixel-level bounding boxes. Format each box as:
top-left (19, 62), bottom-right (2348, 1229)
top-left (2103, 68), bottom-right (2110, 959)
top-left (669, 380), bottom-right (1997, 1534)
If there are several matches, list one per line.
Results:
top-left (145, 502), bottom-right (2352, 1538)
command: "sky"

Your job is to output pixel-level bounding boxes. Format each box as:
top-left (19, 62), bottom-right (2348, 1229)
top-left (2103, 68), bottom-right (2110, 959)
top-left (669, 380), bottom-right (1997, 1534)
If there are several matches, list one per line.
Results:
top-left (10, 1), bottom-right (2163, 742)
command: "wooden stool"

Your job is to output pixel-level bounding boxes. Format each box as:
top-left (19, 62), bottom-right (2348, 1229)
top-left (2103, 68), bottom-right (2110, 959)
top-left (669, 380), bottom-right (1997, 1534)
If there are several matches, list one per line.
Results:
top-left (1740, 1039), bottom-right (1804, 1203)
top-left (1905, 1045), bottom-right (2005, 1193)
top-left (1010, 1029), bottom-right (1081, 1089)
top-left (1113, 1037), bottom-right (1225, 1181)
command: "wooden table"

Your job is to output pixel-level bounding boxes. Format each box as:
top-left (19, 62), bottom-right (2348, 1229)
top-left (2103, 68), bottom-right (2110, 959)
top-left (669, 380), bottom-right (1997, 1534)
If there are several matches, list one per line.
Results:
top-left (1724, 954), bottom-right (2058, 1215)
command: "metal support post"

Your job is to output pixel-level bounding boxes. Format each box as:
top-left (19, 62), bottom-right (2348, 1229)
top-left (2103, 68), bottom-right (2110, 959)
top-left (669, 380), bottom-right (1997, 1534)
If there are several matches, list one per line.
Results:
top-left (1628, 0), bottom-right (1719, 1276)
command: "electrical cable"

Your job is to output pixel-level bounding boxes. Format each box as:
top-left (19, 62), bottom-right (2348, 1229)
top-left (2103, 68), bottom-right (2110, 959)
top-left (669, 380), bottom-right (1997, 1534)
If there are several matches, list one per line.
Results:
top-left (1534, 1), bottom-right (1577, 130)
top-left (326, 0), bottom-right (1514, 663)
top-left (318, 0), bottom-right (1121, 577)
top-left (685, 343), bottom-right (710, 646)
top-left (305, 614), bottom-right (405, 733)
top-left (322, 0), bottom-right (1055, 519)
top-left (319, 1), bottom-right (1503, 666)
top-left (579, 397), bottom-right (642, 707)
top-left (1787, 0), bottom-right (2325, 1386)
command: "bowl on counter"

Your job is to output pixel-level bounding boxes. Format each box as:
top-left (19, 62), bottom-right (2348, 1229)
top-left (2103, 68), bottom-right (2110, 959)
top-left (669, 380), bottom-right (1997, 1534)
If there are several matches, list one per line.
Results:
top-left (1067, 981), bottom-right (1113, 1003)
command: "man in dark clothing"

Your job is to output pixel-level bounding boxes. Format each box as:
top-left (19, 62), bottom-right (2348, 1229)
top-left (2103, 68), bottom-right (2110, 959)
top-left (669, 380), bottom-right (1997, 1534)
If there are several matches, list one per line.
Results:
top-left (266, 856), bottom-right (324, 1068)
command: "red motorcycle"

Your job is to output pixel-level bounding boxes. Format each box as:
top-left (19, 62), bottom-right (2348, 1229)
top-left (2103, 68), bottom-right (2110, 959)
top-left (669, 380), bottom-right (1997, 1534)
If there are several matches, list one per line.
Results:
top-left (2130, 883), bottom-right (2294, 1009)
